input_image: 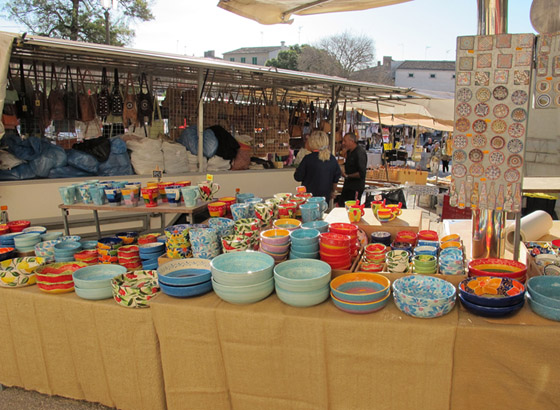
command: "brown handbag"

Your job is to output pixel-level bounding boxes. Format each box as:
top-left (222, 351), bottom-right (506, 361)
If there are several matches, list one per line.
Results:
top-left (64, 65), bottom-right (78, 121)
top-left (137, 72), bottom-right (153, 124)
top-left (48, 64), bottom-right (65, 121)
top-left (122, 72), bottom-right (138, 128)
top-left (77, 68), bottom-right (96, 122)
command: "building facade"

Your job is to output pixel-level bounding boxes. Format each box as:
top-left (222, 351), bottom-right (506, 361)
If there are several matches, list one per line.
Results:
top-left (222, 42), bottom-right (288, 66)
top-left (394, 60), bottom-right (456, 92)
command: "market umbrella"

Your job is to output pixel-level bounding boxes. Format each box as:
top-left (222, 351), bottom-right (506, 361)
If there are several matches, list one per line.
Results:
top-left (217, 0), bottom-right (414, 24)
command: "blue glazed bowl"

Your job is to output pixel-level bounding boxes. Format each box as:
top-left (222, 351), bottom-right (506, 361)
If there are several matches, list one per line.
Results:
top-left (301, 221), bottom-right (329, 233)
top-left (75, 285), bottom-right (113, 300)
top-left (527, 276), bottom-right (560, 310)
top-left (392, 275), bottom-right (456, 318)
top-left (73, 264), bottom-right (127, 289)
top-left (211, 251), bottom-right (274, 287)
top-left (60, 235), bottom-right (82, 243)
top-left (159, 280), bottom-right (213, 298)
top-left (23, 226), bottom-right (48, 235)
top-left (14, 233), bottom-right (42, 247)
top-left (97, 237), bottom-right (123, 250)
top-left (458, 276), bottom-right (525, 307)
top-left (275, 283), bottom-right (330, 307)
top-left (139, 242), bottom-right (165, 254)
top-left (41, 232), bottom-right (63, 241)
top-left (290, 228), bottom-right (320, 246)
top-left (527, 293), bottom-right (560, 321)
top-left (142, 261), bottom-right (159, 270)
top-left (157, 258), bottom-right (212, 286)
top-left (0, 232), bottom-right (24, 246)
top-left (54, 241), bottom-right (82, 253)
top-left (289, 249), bottom-right (319, 259)
top-left (330, 272), bottom-right (391, 303)
top-left (81, 240), bottom-right (98, 250)
top-left (331, 292), bottom-right (391, 314)
top-left (458, 293), bottom-right (524, 317)
top-left (212, 277), bottom-right (274, 304)
top-left (273, 259), bottom-right (331, 292)
top-left (290, 242), bottom-right (320, 253)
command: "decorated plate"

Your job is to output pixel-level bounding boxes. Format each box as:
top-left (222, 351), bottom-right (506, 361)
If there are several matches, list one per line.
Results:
top-left (536, 94), bottom-right (551, 108)
top-left (493, 86), bottom-right (508, 100)
top-left (472, 134), bottom-right (487, 148)
top-left (476, 87), bottom-right (491, 102)
top-left (507, 139), bottom-right (524, 154)
top-left (493, 104), bottom-right (509, 118)
top-left (491, 136), bottom-right (506, 150)
top-left (469, 149), bottom-right (484, 163)
top-left (504, 168), bottom-right (520, 183)
top-left (474, 103), bottom-right (489, 117)
top-left (452, 164), bottom-right (467, 178)
top-left (485, 166), bottom-right (501, 180)
top-left (511, 108), bottom-right (527, 122)
top-left (511, 90), bottom-right (528, 105)
top-left (508, 123), bottom-right (525, 138)
top-left (536, 80), bottom-right (551, 93)
top-left (453, 135), bottom-right (468, 150)
top-left (457, 88), bottom-right (473, 102)
top-left (456, 103), bottom-right (472, 117)
top-left (452, 150), bottom-right (467, 163)
top-left (491, 119), bottom-right (507, 134)
top-left (489, 151), bottom-right (505, 165)
top-left (507, 154), bottom-right (523, 168)
top-left (472, 119), bottom-right (487, 133)
top-left (555, 95), bottom-right (560, 107)
top-left (455, 117), bottom-right (470, 132)
top-left (555, 82), bottom-right (560, 93)
top-left (470, 163), bottom-right (485, 177)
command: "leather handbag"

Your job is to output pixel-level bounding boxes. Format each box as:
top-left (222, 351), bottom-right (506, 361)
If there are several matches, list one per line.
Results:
top-left (137, 72), bottom-right (153, 124)
top-left (110, 68), bottom-right (123, 116)
top-left (96, 67), bottom-right (110, 119)
top-left (48, 64), bottom-right (65, 121)
top-left (148, 96), bottom-right (164, 139)
top-left (32, 62), bottom-right (48, 129)
top-left (16, 60), bottom-right (32, 120)
top-left (64, 65), bottom-right (78, 121)
top-left (77, 68), bottom-right (96, 122)
top-left (122, 72), bottom-right (138, 128)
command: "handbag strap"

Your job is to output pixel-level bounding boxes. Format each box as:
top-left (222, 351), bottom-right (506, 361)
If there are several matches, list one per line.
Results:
top-left (66, 65), bottom-right (75, 92)
top-left (42, 62), bottom-right (48, 94)
top-left (50, 63), bottom-right (59, 91)
top-left (101, 67), bottom-right (108, 90)
top-left (112, 68), bottom-right (120, 94)
top-left (139, 72), bottom-right (150, 95)
top-left (19, 59), bottom-right (27, 95)
top-left (124, 72), bottom-right (135, 98)
top-left (32, 61), bottom-right (40, 92)
top-left (76, 67), bottom-right (86, 94)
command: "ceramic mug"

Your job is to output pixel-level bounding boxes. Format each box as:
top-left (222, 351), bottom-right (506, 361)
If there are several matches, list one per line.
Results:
top-left (180, 186), bottom-right (199, 208)
top-left (385, 204), bottom-right (402, 216)
top-left (307, 197), bottom-right (328, 214)
top-left (278, 202), bottom-right (297, 219)
top-left (78, 185), bottom-right (93, 204)
top-left (347, 207), bottom-right (362, 223)
top-left (198, 182), bottom-right (220, 201)
top-left (345, 200), bottom-right (359, 210)
top-left (158, 182), bottom-right (175, 203)
top-left (300, 202), bottom-right (321, 223)
top-left (254, 203), bottom-right (274, 228)
top-left (230, 203), bottom-right (251, 220)
top-left (165, 186), bottom-right (182, 207)
top-left (208, 201), bottom-right (226, 217)
top-left (59, 186), bottom-right (76, 205)
top-left (141, 187), bottom-right (158, 208)
top-left (104, 188), bottom-right (122, 206)
top-left (371, 200), bottom-right (384, 212)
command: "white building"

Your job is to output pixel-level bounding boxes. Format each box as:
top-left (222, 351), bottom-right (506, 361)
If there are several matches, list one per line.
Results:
top-left (222, 42), bottom-right (288, 66)
top-left (395, 60), bottom-right (456, 93)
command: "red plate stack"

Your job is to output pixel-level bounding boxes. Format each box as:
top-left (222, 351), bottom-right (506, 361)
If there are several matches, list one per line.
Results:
top-left (328, 223), bottom-right (360, 257)
top-left (118, 245), bottom-right (142, 271)
top-left (395, 231), bottom-right (418, 247)
top-left (74, 250), bottom-right (98, 265)
top-left (319, 232), bottom-right (352, 270)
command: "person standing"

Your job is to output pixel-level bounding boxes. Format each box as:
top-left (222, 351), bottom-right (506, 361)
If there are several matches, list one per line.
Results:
top-left (339, 132), bottom-right (367, 206)
top-left (294, 131), bottom-right (341, 200)
top-left (441, 135), bottom-right (451, 174)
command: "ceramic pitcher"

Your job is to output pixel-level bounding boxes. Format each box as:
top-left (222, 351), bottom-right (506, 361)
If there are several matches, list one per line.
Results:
top-left (198, 182), bottom-right (220, 201)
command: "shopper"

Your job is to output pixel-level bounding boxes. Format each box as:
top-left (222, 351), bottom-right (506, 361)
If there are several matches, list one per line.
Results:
top-left (441, 135), bottom-right (451, 174)
top-left (430, 141), bottom-right (441, 175)
top-left (293, 130), bottom-right (341, 200)
top-left (339, 132), bottom-right (367, 206)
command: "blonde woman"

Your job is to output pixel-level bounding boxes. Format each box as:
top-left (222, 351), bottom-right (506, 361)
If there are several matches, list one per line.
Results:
top-left (294, 130), bottom-right (341, 200)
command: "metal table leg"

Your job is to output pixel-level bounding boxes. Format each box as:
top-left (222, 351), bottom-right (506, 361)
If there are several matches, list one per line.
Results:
top-left (61, 208), bottom-right (70, 235)
top-left (93, 210), bottom-right (101, 239)
top-left (161, 213), bottom-right (165, 232)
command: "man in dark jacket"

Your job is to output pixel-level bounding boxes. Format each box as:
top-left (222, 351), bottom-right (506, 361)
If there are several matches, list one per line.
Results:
top-left (339, 132), bottom-right (367, 206)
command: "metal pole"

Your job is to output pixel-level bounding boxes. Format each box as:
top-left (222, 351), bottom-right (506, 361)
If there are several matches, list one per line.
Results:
top-left (104, 9), bottom-right (110, 45)
top-left (197, 70), bottom-right (204, 173)
top-left (331, 85), bottom-right (336, 156)
top-left (477, 0), bottom-right (508, 35)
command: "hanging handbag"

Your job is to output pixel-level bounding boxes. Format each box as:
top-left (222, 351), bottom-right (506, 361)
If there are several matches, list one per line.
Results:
top-left (110, 68), bottom-right (123, 117)
top-left (3, 68), bottom-right (19, 129)
top-left (64, 65), bottom-right (78, 121)
top-left (122, 72), bottom-right (138, 128)
top-left (16, 60), bottom-right (32, 120)
top-left (148, 96), bottom-right (164, 139)
top-left (96, 67), bottom-right (110, 120)
top-left (48, 64), bottom-right (65, 121)
top-left (77, 67), bottom-right (96, 122)
top-left (137, 72), bottom-right (153, 124)
top-left (5, 67), bottom-right (18, 104)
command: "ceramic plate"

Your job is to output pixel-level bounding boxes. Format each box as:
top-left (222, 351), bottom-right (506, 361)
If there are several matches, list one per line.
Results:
top-left (508, 123), bottom-right (525, 138)
top-left (470, 163), bottom-right (485, 177)
top-left (507, 154), bottom-right (523, 168)
top-left (536, 94), bottom-right (551, 108)
top-left (485, 166), bottom-right (501, 180)
top-left (472, 119), bottom-right (487, 133)
top-left (453, 135), bottom-right (468, 149)
top-left (489, 151), bottom-right (505, 165)
top-left (456, 103), bottom-right (472, 117)
top-left (474, 103), bottom-right (489, 117)
top-left (468, 149), bottom-right (484, 163)
top-left (511, 90), bottom-right (528, 105)
top-left (472, 134), bottom-right (487, 148)
top-left (536, 80), bottom-right (551, 93)
top-left (491, 119), bottom-right (507, 134)
top-left (452, 164), bottom-right (467, 178)
top-left (511, 108), bottom-right (527, 122)
top-left (493, 86), bottom-right (508, 100)
top-left (476, 87), bottom-right (491, 102)
top-left (452, 150), bottom-right (467, 163)
top-left (455, 117), bottom-right (470, 132)
top-left (491, 136), bottom-right (506, 150)
top-left (507, 139), bottom-right (524, 154)
top-left (493, 103), bottom-right (509, 118)
top-left (504, 168), bottom-right (521, 183)
top-left (457, 88), bottom-right (473, 102)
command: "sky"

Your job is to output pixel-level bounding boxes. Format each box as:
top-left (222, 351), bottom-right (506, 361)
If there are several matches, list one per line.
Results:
top-left (0, 0), bottom-right (537, 63)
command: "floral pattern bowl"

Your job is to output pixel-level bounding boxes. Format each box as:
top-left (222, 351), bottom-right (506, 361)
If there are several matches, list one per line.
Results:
top-left (111, 270), bottom-right (160, 308)
top-left (0, 257), bottom-right (46, 288)
top-left (458, 276), bottom-right (525, 307)
top-left (392, 275), bottom-right (456, 318)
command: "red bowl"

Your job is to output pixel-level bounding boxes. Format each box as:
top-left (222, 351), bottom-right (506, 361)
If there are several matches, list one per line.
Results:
top-left (319, 242), bottom-right (351, 255)
top-left (320, 252), bottom-right (351, 265)
top-left (326, 260), bottom-right (352, 270)
top-left (468, 258), bottom-right (527, 279)
top-left (329, 222), bottom-right (359, 234)
top-left (7, 220), bottom-right (31, 232)
top-left (0, 224), bottom-right (9, 235)
top-left (395, 230), bottom-right (418, 245)
top-left (74, 250), bottom-right (98, 260)
top-left (320, 232), bottom-right (352, 247)
top-left (37, 281), bottom-right (74, 293)
top-left (36, 273), bottom-right (74, 283)
top-left (418, 230), bottom-right (438, 241)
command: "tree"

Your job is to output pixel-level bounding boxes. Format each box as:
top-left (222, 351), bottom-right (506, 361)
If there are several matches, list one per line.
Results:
top-left (318, 31), bottom-right (375, 78)
top-left (265, 45), bottom-right (301, 71)
top-left (3, 0), bottom-right (154, 46)
top-left (297, 45), bottom-right (344, 77)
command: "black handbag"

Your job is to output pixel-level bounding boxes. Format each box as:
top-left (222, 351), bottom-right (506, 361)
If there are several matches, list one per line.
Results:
top-left (110, 68), bottom-right (123, 116)
top-left (137, 72), bottom-right (153, 124)
top-left (64, 65), bottom-right (78, 121)
top-left (96, 67), bottom-right (110, 119)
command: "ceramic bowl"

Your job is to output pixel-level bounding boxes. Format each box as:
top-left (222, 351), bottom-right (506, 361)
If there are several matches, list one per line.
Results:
top-left (139, 242), bottom-right (166, 255)
top-left (260, 229), bottom-right (291, 246)
top-left (273, 259), bottom-right (331, 292)
top-left (0, 256), bottom-right (45, 288)
top-left (157, 258), bottom-right (212, 286)
top-left (320, 232), bottom-right (352, 248)
top-left (289, 249), bottom-right (319, 260)
top-left (440, 234), bottom-right (460, 243)
top-left (41, 231), bottom-right (63, 241)
top-left (360, 261), bottom-right (384, 272)
top-left (290, 228), bottom-right (320, 245)
top-left (35, 261), bottom-right (88, 293)
top-left (468, 258), bottom-right (527, 281)
top-left (330, 272), bottom-right (390, 303)
top-left (392, 275), bottom-right (456, 318)
top-left (97, 237), bottom-right (123, 250)
top-left (212, 276), bottom-right (274, 304)
top-left (7, 220), bottom-right (31, 232)
top-left (111, 270), bottom-right (160, 308)
top-left (54, 240), bottom-right (82, 253)
top-left (331, 292), bottom-right (391, 314)
top-left (159, 280), bottom-right (213, 298)
top-left (273, 218), bottom-right (302, 231)
top-left (534, 253), bottom-right (560, 267)
top-left (527, 293), bottom-right (560, 321)
top-left (418, 230), bottom-right (438, 241)
top-left (458, 276), bottom-right (525, 307)
top-left (412, 254), bottom-right (437, 269)
top-left (527, 276), bottom-right (560, 310)
top-left (211, 251), bottom-right (274, 286)
top-left (22, 226), bottom-right (47, 235)
top-left (14, 233), bottom-right (41, 247)
top-left (544, 264), bottom-right (560, 276)
top-left (329, 222), bottom-right (359, 236)
top-left (301, 220), bottom-right (329, 233)
top-left (441, 241), bottom-right (461, 250)
top-left (60, 235), bottom-right (82, 243)
top-left (290, 242), bottom-right (320, 254)
top-left (116, 231), bottom-right (138, 245)
top-left (73, 264), bottom-right (127, 289)
top-left (320, 252), bottom-right (351, 266)
top-left (221, 234), bottom-right (252, 253)
top-left (259, 248), bottom-right (289, 263)
top-left (275, 283), bottom-right (330, 307)
top-left (319, 244), bottom-right (350, 257)
top-left (413, 245), bottom-right (438, 256)
top-left (259, 241), bottom-right (290, 255)
top-left (75, 285), bottom-right (113, 300)
top-left (459, 293), bottom-right (524, 317)
top-left (364, 243), bottom-right (387, 255)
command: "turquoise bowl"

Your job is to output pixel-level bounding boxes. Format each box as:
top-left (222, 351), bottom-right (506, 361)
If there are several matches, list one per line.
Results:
top-left (60, 235), bottom-right (82, 243)
top-left (527, 276), bottom-right (560, 310)
top-left (23, 226), bottom-right (48, 235)
top-left (275, 283), bottom-right (330, 307)
top-left (392, 275), bottom-right (456, 318)
top-left (81, 240), bottom-right (98, 250)
top-left (211, 251), bottom-right (274, 287)
top-left (289, 249), bottom-right (319, 259)
top-left (301, 221), bottom-right (329, 233)
top-left (75, 285), bottom-right (113, 300)
top-left (73, 264), bottom-right (127, 289)
top-left (331, 292), bottom-right (391, 314)
top-left (212, 277), bottom-right (274, 304)
top-left (157, 258), bottom-right (212, 286)
top-left (290, 242), bottom-right (320, 253)
top-left (290, 228), bottom-right (320, 246)
top-left (273, 259), bottom-right (331, 292)
top-left (527, 293), bottom-right (560, 321)
top-left (41, 232), bottom-right (63, 241)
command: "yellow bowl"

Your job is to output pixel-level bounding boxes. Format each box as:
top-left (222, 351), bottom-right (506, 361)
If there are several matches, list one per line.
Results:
top-left (273, 218), bottom-right (302, 231)
top-left (441, 234), bottom-right (461, 243)
top-left (441, 241), bottom-right (461, 249)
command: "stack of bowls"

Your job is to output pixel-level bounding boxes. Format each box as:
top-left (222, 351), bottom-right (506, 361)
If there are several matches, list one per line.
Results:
top-left (414, 245), bottom-right (438, 257)
top-left (395, 231), bottom-right (418, 247)
top-left (0, 256), bottom-right (45, 288)
top-left (418, 230), bottom-right (439, 242)
top-left (138, 233), bottom-right (159, 245)
top-left (23, 226), bottom-right (47, 235)
top-left (273, 259), bottom-right (331, 307)
top-left (393, 275), bottom-right (457, 318)
top-left (34, 239), bottom-right (63, 263)
top-left (14, 233), bottom-right (42, 253)
top-left (221, 234), bottom-right (252, 253)
top-left (208, 217), bottom-right (235, 241)
top-left (320, 232), bottom-right (352, 270)
top-left (412, 254), bottom-right (437, 274)
top-left (544, 264), bottom-right (560, 276)
top-left (391, 241), bottom-right (413, 255)
top-left (165, 224), bottom-right (192, 259)
top-left (301, 220), bottom-right (329, 233)
top-left (439, 247), bottom-right (465, 275)
top-left (289, 228), bottom-right (320, 260)
top-left (258, 228), bottom-right (290, 262)
top-left (139, 242), bottom-right (165, 270)
top-left (97, 237), bottom-right (122, 264)
top-left (468, 258), bottom-right (527, 283)
top-left (458, 276), bottom-right (525, 317)
top-left (41, 231), bottom-right (63, 241)
top-left (111, 270), bottom-right (160, 308)
top-left (361, 243), bottom-right (387, 272)
top-left (330, 272), bottom-right (391, 314)
top-left (370, 231), bottom-right (392, 246)
top-left (526, 276), bottom-right (560, 321)
top-left (190, 228), bottom-right (221, 259)
top-left (273, 218), bottom-right (301, 232)
top-left (0, 224), bottom-right (9, 235)
top-left (74, 250), bottom-right (99, 265)
top-left (385, 250), bottom-right (410, 273)
top-left (118, 245), bottom-right (142, 270)
top-left (35, 261), bottom-right (88, 293)
top-left (60, 235), bottom-right (81, 243)
top-left (0, 247), bottom-right (16, 262)
top-left (157, 258), bottom-right (213, 298)
top-left (7, 220), bottom-right (31, 233)
top-left (73, 264), bottom-right (127, 300)
top-left (81, 240), bottom-right (98, 250)
top-left (116, 231), bottom-right (138, 245)
top-left (211, 251), bottom-right (275, 304)
top-left (54, 240), bottom-right (82, 262)
top-left (234, 218), bottom-right (261, 250)
top-left (441, 234), bottom-right (461, 245)
top-left (329, 223), bottom-right (359, 257)
top-left (0, 232), bottom-right (23, 248)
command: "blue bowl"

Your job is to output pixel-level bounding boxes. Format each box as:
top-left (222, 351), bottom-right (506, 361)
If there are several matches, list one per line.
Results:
top-left (392, 275), bottom-right (456, 318)
top-left (139, 242), bottom-right (165, 254)
top-left (527, 276), bottom-right (560, 310)
top-left (41, 232), bottom-right (63, 241)
top-left (331, 291), bottom-right (391, 314)
top-left (289, 249), bottom-right (319, 259)
top-left (212, 276), bottom-right (274, 304)
top-left (75, 286), bottom-right (113, 300)
top-left (527, 293), bottom-right (560, 321)
top-left (159, 280), bottom-right (213, 298)
top-left (0, 232), bottom-right (23, 246)
top-left (81, 240), bottom-right (98, 250)
top-left (142, 261), bottom-right (159, 270)
top-left (22, 226), bottom-right (47, 235)
top-left (274, 259), bottom-right (331, 292)
top-left (211, 251), bottom-right (274, 287)
top-left (157, 258), bottom-right (212, 286)
top-left (60, 235), bottom-right (82, 243)
top-left (97, 237), bottom-right (123, 250)
top-left (290, 242), bottom-right (320, 253)
top-left (73, 264), bottom-right (127, 289)
top-left (459, 276), bottom-right (525, 307)
top-left (275, 283), bottom-right (330, 307)
top-left (54, 241), bottom-right (82, 252)
top-left (301, 221), bottom-right (329, 233)
top-left (459, 293), bottom-right (524, 317)
top-left (290, 228), bottom-right (320, 245)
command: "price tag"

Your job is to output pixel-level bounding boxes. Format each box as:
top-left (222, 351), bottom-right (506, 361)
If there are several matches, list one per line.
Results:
top-left (206, 174), bottom-right (214, 182)
top-left (152, 169), bottom-right (162, 180)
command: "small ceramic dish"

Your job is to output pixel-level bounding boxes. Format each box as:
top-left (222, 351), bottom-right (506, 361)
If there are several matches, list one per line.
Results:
top-left (330, 272), bottom-right (390, 303)
top-left (468, 258), bottom-right (527, 280)
top-left (458, 276), bottom-right (525, 307)
top-left (157, 258), bottom-right (212, 286)
top-left (73, 264), bottom-right (127, 289)
top-left (111, 270), bottom-right (160, 308)
top-left (0, 256), bottom-right (45, 288)
top-left (458, 293), bottom-right (524, 317)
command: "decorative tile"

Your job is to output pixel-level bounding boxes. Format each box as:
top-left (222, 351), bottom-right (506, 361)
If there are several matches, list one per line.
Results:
top-left (456, 87), bottom-right (473, 102)
top-left (477, 53), bottom-right (492, 68)
top-left (459, 36), bottom-right (475, 50)
top-left (515, 50), bottom-right (532, 66)
top-left (456, 72), bottom-right (471, 86)
top-left (536, 94), bottom-right (551, 108)
top-left (475, 71), bottom-right (490, 86)
top-left (459, 56), bottom-right (474, 71)
top-left (494, 70), bottom-right (509, 84)
top-left (537, 55), bottom-right (549, 76)
top-left (538, 34), bottom-right (552, 53)
top-left (553, 56), bottom-right (560, 76)
top-left (496, 34), bottom-right (512, 48)
top-left (478, 36), bottom-right (494, 51)
top-left (517, 34), bottom-right (534, 48)
top-left (496, 54), bottom-right (512, 68)
top-left (536, 80), bottom-right (551, 93)
top-left (513, 70), bottom-right (530, 85)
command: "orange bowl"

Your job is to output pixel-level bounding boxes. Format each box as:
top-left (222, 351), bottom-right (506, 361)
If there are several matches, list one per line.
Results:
top-left (468, 258), bottom-right (527, 280)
